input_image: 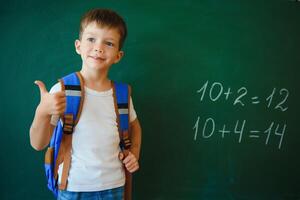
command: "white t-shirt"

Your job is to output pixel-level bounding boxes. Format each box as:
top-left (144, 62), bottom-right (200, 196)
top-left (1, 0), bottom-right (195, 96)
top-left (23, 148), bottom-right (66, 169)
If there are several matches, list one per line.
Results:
top-left (49, 82), bottom-right (137, 192)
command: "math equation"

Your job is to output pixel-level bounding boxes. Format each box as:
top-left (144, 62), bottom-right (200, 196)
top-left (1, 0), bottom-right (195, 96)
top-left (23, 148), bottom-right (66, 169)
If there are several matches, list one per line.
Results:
top-left (193, 81), bottom-right (289, 149)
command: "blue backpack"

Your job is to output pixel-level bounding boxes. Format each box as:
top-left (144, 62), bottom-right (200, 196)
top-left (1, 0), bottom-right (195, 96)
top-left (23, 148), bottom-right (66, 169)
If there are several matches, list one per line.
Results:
top-left (44, 72), bottom-right (132, 198)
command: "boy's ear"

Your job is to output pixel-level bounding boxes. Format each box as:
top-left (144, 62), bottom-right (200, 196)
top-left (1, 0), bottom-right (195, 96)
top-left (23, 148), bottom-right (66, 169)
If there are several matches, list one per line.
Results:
top-left (114, 51), bottom-right (124, 64)
top-left (75, 39), bottom-right (81, 55)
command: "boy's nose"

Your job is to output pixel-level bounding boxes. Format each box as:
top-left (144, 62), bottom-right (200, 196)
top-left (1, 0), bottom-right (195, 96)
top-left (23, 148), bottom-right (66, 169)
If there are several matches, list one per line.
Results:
top-left (95, 49), bottom-right (103, 53)
top-left (94, 47), bottom-right (104, 53)
top-left (94, 44), bottom-right (104, 53)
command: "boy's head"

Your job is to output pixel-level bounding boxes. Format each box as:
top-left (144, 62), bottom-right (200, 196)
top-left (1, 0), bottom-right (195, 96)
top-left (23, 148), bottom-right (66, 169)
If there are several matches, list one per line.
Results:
top-left (79, 8), bottom-right (127, 50)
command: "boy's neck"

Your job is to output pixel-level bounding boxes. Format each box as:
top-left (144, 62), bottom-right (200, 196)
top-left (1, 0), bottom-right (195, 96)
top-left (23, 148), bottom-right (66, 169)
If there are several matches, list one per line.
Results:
top-left (80, 68), bottom-right (112, 92)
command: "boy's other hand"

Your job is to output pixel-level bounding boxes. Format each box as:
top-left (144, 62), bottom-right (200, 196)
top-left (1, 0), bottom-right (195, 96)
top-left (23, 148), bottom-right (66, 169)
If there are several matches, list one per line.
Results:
top-left (35, 80), bottom-right (66, 116)
top-left (119, 151), bottom-right (139, 173)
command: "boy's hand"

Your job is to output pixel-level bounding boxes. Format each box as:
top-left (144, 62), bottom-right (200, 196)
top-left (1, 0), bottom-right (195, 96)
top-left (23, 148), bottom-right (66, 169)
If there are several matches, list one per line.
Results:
top-left (119, 151), bottom-right (139, 173)
top-left (35, 80), bottom-right (66, 116)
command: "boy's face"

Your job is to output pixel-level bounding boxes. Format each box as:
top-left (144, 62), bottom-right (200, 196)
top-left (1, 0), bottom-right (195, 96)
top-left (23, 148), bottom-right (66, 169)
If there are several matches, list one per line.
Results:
top-left (75, 22), bottom-right (124, 72)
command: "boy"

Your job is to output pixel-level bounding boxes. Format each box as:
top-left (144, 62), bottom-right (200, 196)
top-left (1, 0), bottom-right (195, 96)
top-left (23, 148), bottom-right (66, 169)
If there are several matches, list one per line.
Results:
top-left (30, 8), bottom-right (142, 200)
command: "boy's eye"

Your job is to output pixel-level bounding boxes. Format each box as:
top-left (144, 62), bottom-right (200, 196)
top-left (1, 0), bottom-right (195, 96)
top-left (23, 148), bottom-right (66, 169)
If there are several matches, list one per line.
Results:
top-left (105, 41), bottom-right (114, 47)
top-left (87, 38), bottom-right (95, 42)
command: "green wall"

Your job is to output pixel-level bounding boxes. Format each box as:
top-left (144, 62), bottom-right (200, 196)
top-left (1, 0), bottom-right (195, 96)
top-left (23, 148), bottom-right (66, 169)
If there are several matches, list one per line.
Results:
top-left (1, 0), bottom-right (299, 199)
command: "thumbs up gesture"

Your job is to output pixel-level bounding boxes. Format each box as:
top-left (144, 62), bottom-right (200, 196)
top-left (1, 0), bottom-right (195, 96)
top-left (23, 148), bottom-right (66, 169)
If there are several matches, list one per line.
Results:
top-left (34, 80), bottom-right (66, 116)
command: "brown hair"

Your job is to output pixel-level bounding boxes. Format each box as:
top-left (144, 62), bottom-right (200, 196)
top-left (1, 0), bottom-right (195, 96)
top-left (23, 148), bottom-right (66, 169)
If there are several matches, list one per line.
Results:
top-left (79, 8), bottom-right (127, 50)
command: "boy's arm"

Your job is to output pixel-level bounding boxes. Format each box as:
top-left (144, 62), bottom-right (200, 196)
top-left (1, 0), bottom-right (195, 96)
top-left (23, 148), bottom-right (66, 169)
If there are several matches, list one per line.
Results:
top-left (119, 88), bottom-right (141, 173)
top-left (30, 105), bottom-right (54, 151)
top-left (29, 80), bottom-right (66, 151)
top-left (120, 118), bottom-right (142, 173)
top-left (129, 118), bottom-right (142, 160)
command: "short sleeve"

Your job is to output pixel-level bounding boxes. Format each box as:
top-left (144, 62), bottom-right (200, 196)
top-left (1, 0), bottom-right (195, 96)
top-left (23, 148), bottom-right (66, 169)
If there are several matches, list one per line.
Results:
top-left (49, 82), bottom-right (62, 126)
top-left (49, 82), bottom-right (61, 94)
top-left (129, 96), bottom-right (137, 123)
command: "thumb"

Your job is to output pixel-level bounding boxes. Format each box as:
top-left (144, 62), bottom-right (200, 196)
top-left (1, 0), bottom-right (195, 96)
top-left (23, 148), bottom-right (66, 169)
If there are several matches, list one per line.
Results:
top-left (118, 152), bottom-right (124, 160)
top-left (34, 80), bottom-right (48, 95)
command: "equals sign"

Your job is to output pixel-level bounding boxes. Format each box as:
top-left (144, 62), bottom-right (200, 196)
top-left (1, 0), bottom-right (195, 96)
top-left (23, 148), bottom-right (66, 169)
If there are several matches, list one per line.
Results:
top-left (251, 96), bottom-right (260, 104)
top-left (249, 130), bottom-right (260, 138)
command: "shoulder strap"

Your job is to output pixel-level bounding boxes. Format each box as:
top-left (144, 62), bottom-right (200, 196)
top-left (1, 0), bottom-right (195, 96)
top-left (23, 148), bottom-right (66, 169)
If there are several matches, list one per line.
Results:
top-left (112, 81), bottom-right (132, 200)
top-left (60, 71), bottom-right (85, 127)
top-left (58, 72), bottom-right (84, 190)
top-left (45, 71), bottom-right (85, 197)
top-left (112, 81), bottom-right (131, 150)
top-left (48, 72), bottom-right (84, 152)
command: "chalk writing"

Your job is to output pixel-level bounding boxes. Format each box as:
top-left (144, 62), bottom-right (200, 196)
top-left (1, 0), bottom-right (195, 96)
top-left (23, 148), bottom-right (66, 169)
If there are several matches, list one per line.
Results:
top-left (193, 117), bottom-right (286, 149)
top-left (197, 81), bottom-right (289, 111)
top-left (193, 81), bottom-right (289, 149)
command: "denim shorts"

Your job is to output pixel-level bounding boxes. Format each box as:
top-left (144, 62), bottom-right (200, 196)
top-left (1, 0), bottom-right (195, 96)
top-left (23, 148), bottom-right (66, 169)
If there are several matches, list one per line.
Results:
top-left (57, 186), bottom-right (124, 200)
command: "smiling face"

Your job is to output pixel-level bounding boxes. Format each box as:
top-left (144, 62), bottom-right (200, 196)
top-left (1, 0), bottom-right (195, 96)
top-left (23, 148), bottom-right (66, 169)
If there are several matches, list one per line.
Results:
top-left (75, 22), bottom-right (124, 73)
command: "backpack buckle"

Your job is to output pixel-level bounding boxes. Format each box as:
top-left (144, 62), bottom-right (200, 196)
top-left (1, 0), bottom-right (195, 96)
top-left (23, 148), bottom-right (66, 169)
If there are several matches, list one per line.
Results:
top-left (120, 130), bottom-right (131, 150)
top-left (63, 114), bottom-right (74, 134)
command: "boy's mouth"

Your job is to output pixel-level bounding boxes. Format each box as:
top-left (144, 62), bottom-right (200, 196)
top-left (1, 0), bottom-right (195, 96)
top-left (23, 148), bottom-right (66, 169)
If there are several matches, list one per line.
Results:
top-left (89, 56), bottom-right (105, 61)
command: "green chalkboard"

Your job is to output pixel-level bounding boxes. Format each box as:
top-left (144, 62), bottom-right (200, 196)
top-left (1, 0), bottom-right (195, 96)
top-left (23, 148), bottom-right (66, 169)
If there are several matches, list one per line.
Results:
top-left (1, 0), bottom-right (300, 199)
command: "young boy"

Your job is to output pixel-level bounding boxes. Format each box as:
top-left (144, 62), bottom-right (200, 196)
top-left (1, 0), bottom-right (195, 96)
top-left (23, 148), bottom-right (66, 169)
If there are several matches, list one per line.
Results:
top-left (30, 8), bottom-right (142, 200)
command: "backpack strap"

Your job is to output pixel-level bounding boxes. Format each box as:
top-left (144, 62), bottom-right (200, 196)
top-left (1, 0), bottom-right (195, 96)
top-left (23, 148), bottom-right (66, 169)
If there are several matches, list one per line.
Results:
top-left (61, 72), bottom-right (85, 126)
top-left (57, 72), bottom-right (84, 190)
top-left (112, 81), bottom-right (132, 200)
top-left (44, 72), bottom-right (84, 197)
top-left (112, 82), bottom-right (131, 150)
